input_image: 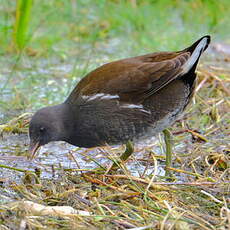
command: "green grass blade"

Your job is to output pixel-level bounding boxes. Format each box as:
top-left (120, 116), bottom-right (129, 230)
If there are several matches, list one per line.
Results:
top-left (13, 0), bottom-right (33, 51)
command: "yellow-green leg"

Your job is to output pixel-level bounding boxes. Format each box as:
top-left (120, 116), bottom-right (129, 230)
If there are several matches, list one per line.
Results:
top-left (163, 129), bottom-right (173, 177)
top-left (119, 140), bottom-right (134, 162)
top-left (107, 140), bottom-right (134, 173)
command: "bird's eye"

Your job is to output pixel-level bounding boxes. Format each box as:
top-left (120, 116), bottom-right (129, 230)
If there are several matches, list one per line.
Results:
top-left (39, 127), bottom-right (45, 133)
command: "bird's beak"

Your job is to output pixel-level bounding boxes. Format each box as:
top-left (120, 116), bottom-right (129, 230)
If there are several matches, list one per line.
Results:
top-left (28, 141), bottom-right (40, 160)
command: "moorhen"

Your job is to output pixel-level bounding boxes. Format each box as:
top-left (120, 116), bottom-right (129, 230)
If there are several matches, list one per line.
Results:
top-left (29, 35), bottom-right (211, 170)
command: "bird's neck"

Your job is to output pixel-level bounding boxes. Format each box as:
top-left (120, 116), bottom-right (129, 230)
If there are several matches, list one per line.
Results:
top-left (59, 102), bottom-right (80, 144)
top-left (51, 103), bottom-right (76, 142)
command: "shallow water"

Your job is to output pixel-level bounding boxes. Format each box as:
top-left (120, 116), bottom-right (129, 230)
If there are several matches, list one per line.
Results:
top-left (0, 133), bottom-right (166, 183)
top-left (1, 127), bottom-right (227, 186)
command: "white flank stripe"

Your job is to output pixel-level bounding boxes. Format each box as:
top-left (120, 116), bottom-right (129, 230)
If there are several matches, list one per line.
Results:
top-left (121, 104), bottom-right (151, 114)
top-left (82, 95), bottom-right (151, 114)
top-left (82, 93), bottom-right (119, 101)
top-left (121, 104), bottom-right (144, 109)
top-left (100, 94), bottom-right (119, 100)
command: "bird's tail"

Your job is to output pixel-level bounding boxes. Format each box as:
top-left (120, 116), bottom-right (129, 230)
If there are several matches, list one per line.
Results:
top-left (181, 35), bottom-right (211, 74)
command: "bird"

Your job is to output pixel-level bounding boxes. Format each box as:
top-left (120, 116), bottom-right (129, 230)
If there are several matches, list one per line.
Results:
top-left (29, 35), bottom-right (211, 169)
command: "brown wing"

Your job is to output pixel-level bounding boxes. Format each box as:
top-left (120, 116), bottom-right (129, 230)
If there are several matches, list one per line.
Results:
top-left (67, 51), bottom-right (191, 104)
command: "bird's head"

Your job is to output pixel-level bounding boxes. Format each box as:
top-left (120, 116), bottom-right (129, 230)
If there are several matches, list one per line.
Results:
top-left (28, 104), bottom-right (70, 159)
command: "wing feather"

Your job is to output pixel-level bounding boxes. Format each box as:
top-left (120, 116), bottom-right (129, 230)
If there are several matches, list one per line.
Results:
top-left (67, 52), bottom-right (191, 104)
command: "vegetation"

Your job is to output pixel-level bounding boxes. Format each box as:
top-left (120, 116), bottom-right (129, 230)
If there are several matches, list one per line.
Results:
top-left (13, 0), bottom-right (33, 52)
top-left (0, 0), bottom-right (229, 229)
